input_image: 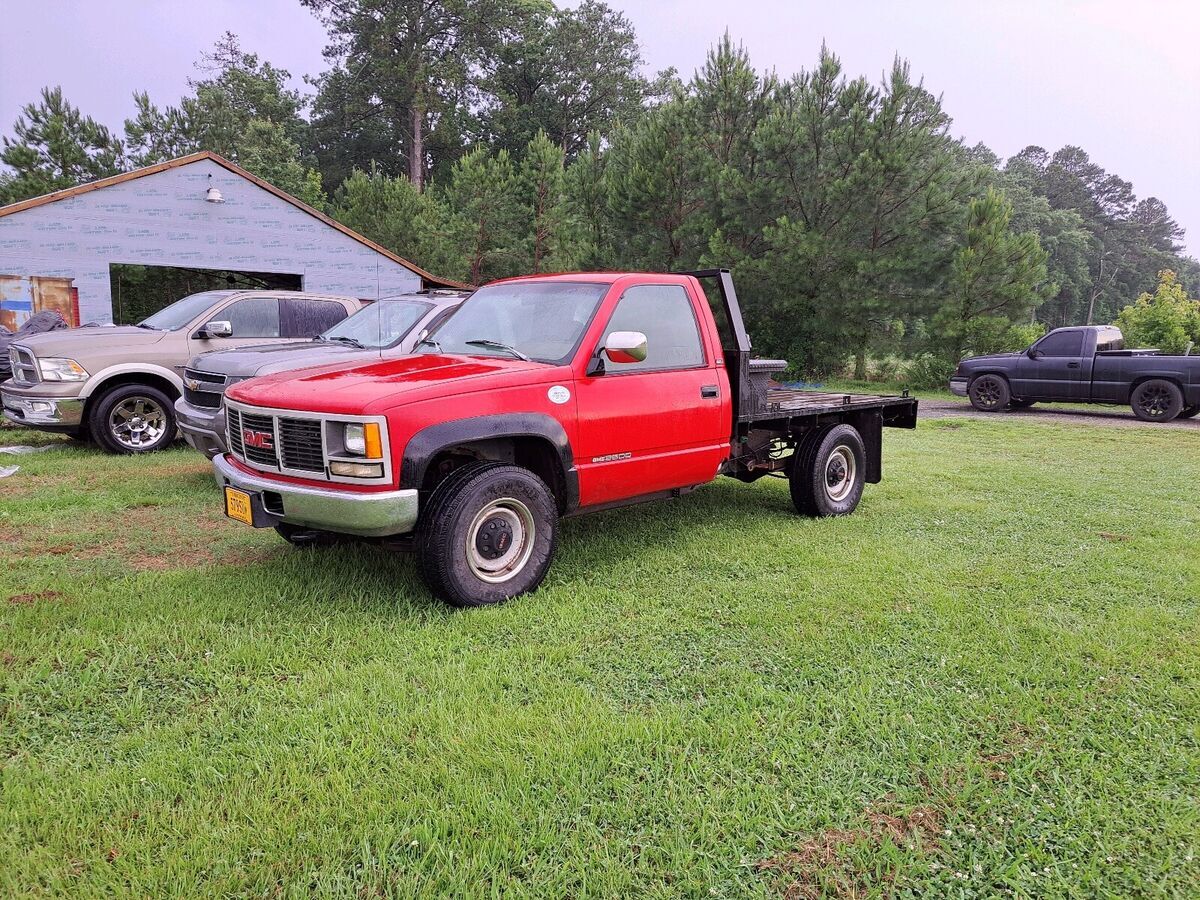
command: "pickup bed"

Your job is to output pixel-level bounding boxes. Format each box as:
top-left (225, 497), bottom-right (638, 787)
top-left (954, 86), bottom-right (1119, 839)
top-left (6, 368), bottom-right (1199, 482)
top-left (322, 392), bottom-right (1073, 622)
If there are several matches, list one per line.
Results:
top-left (950, 325), bottom-right (1200, 422)
top-left (213, 270), bottom-right (918, 606)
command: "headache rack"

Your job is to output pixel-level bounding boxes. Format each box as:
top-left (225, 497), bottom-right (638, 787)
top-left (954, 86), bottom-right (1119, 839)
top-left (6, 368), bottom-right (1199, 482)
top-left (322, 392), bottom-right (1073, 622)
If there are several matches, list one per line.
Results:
top-left (675, 269), bottom-right (917, 431)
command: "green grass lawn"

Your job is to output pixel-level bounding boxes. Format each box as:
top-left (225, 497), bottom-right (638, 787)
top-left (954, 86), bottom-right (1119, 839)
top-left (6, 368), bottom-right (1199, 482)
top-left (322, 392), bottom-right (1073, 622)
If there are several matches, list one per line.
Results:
top-left (2, 418), bottom-right (1198, 898)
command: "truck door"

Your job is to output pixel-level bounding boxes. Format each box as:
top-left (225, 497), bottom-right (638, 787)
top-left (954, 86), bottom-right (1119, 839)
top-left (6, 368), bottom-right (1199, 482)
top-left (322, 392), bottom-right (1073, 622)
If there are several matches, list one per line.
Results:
top-left (1013, 329), bottom-right (1087, 400)
top-left (572, 283), bottom-right (729, 508)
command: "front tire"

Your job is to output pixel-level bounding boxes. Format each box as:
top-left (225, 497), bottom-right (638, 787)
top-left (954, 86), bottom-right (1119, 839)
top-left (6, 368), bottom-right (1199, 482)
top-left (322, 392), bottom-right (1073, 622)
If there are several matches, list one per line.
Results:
top-left (790, 424), bottom-right (866, 517)
top-left (967, 374), bottom-right (1011, 412)
top-left (88, 384), bottom-right (177, 454)
top-left (417, 462), bottom-right (558, 607)
top-left (1130, 379), bottom-right (1183, 422)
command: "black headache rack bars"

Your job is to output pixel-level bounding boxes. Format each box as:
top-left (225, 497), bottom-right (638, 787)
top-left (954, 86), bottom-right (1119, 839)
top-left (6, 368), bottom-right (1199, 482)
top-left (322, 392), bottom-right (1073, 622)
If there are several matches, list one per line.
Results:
top-left (675, 268), bottom-right (918, 429)
top-left (674, 268), bottom-right (760, 424)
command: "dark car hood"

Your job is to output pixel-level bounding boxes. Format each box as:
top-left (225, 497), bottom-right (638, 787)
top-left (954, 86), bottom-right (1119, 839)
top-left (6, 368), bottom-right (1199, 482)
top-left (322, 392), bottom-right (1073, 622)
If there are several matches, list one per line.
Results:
top-left (960, 351), bottom-right (1024, 365)
top-left (186, 340), bottom-right (393, 378)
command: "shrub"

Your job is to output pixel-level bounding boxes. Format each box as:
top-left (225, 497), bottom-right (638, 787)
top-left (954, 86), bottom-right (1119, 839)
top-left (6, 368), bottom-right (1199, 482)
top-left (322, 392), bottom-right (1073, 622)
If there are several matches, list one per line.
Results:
top-left (1114, 270), bottom-right (1200, 355)
top-left (903, 353), bottom-right (956, 390)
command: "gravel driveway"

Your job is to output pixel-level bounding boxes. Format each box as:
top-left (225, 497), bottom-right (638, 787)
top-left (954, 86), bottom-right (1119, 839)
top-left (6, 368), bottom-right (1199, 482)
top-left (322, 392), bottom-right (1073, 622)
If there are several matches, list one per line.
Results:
top-left (920, 396), bottom-right (1200, 430)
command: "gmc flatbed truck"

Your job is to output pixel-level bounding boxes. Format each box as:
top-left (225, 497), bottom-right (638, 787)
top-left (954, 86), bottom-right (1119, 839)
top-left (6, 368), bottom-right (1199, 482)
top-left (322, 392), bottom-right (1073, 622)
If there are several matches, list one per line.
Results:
top-left (213, 270), bottom-right (918, 606)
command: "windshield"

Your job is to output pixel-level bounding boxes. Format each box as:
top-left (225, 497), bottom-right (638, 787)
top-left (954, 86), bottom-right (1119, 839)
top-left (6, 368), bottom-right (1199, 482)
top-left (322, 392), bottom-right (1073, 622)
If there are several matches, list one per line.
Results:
top-left (138, 291), bottom-right (237, 331)
top-left (422, 281), bottom-right (608, 364)
top-left (321, 298), bottom-right (433, 349)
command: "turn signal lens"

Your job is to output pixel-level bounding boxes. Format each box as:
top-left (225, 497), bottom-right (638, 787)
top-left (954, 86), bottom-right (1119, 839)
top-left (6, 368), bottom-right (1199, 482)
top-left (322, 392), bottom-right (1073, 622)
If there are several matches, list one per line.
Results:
top-left (330, 461), bottom-right (384, 478)
top-left (363, 422), bottom-right (383, 459)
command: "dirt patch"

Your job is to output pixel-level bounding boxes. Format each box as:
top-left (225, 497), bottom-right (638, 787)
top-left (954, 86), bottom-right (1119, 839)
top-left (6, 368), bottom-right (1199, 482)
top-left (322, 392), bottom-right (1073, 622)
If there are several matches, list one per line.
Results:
top-left (757, 804), bottom-right (943, 899)
top-left (1099, 531), bottom-right (1132, 542)
top-left (8, 590), bottom-right (62, 605)
top-left (6, 503), bottom-right (277, 572)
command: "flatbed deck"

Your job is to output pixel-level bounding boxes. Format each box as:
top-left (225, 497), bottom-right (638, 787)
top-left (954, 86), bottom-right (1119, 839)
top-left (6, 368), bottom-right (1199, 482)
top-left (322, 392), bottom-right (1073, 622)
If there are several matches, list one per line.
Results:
top-left (742, 387), bottom-right (919, 426)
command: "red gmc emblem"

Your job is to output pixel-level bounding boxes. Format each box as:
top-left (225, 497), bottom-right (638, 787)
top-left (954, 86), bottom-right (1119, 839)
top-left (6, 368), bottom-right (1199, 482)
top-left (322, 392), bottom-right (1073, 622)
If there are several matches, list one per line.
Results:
top-left (243, 429), bottom-right (274, 450)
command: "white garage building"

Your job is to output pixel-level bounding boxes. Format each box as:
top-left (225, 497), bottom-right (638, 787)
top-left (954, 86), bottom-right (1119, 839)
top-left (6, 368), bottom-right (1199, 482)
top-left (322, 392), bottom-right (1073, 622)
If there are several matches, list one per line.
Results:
top-left (0, 151), bottom-right (460, 325)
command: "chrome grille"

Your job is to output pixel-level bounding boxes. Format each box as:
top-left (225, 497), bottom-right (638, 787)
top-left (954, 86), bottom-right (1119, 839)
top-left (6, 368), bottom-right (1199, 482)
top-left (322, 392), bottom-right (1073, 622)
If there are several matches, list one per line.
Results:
top-left (183, 368), bottom-right (226, 409)
top-left (238, 411), bottom-right (278, 467)
top-left (10, 346), bottom-right (40, 385)
top-left (227, 407), bottom-right (244, 456)
top-left (223, 401), bottom-right (389, 485)
top-left (278, 418), bottom-right (324, 472)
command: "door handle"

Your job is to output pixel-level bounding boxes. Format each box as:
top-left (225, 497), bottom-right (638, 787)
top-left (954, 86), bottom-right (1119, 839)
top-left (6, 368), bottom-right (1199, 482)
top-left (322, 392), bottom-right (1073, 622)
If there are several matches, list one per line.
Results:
top-left (700, 384), bottom-right (719, 399)
top-left (1067, 362), bottom-right (1080, 369)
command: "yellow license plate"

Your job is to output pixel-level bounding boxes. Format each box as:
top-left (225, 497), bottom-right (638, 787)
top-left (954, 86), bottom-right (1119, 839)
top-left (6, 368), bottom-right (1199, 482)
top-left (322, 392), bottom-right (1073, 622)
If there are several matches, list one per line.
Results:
top-left (224, 486), bottom-right (254, 525)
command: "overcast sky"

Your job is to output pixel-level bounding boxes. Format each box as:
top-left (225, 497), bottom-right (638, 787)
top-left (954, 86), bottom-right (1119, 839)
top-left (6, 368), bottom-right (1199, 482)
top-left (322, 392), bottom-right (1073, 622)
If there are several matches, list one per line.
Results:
top-left (1, 0), bottom-right (1196, 254)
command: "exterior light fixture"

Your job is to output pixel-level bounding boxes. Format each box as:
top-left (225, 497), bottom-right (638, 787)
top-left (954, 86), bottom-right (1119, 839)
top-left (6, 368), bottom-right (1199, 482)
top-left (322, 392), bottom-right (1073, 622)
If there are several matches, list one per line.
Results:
top-left (205, 174), bottom-right (225, 203)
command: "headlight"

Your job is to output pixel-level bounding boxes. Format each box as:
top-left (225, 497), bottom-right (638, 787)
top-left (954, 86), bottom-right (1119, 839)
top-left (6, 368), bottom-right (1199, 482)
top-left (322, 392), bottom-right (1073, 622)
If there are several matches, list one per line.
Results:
top-left (38, 358), bottom-right (89, 382)
top-left (342, 422), bottom-right (383, 459)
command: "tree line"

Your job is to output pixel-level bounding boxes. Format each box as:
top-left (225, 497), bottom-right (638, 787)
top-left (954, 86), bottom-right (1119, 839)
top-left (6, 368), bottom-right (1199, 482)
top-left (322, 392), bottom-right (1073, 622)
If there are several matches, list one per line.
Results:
top-left (1, 0), bottom-right (1196, 379)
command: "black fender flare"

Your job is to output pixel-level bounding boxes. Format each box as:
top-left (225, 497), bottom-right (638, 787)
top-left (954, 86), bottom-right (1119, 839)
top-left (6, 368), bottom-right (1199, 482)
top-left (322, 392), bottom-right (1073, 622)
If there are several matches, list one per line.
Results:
top-left (400, 413), bottom-right (579, 512)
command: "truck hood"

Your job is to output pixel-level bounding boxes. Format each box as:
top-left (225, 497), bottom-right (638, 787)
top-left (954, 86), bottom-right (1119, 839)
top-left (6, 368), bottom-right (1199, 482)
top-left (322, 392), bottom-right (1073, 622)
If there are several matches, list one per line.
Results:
top-left (17, 325), bottom-right (164, 355)
top-left (225, 353), bottom-right (561, 415)
top-left (187, 340), bottom-right (398, 378)
top-left (960, 351), bottom-right (1023, 365)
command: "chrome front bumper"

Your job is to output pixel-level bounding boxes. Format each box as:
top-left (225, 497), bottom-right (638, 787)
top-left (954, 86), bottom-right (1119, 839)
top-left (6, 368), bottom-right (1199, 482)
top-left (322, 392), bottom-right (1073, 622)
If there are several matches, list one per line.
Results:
top-left (212, 453), bottom-right (420, 537)
top-left (175, 398), bottom-right (227, 459)
top-left (948, 377), bottom-right (969, 397)
top-left (1, 390), bottom-right (85, 430)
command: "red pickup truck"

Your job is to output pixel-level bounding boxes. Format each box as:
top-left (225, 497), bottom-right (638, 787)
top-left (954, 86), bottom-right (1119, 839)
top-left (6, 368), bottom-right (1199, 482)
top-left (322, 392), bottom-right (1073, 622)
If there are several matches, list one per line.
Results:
top-left (214, 270), bottom-right (918, 606)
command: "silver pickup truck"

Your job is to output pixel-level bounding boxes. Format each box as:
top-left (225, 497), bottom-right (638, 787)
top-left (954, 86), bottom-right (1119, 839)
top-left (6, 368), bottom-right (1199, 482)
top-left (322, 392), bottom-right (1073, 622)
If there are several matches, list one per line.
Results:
top-left (176, 291), bottom-right (466, 458)
top-left (2, 290), bottom-right (362, 452)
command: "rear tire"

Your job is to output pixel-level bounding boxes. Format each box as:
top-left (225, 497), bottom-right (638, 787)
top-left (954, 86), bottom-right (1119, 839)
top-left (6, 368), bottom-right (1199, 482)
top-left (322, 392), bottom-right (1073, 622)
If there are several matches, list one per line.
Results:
top-left (967, 374), bottom-right (1010, 412)
top-left (1178, 404), bottom-right (1199, 419)
top-left (789, 424), bottom-right (866, 517)
top-left (1130, 379), bottom-right (1183, 422)
top-left (88, 383), bottom-right (177, 454)
top-left (417, 462), bottom-right (558, 607)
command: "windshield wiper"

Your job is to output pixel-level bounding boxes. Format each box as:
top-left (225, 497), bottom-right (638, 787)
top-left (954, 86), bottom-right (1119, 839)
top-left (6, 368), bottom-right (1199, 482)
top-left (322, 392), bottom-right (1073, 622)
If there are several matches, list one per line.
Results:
top-left (465, 339), bottom-right (530, 361)
top-left (135, 323), bottom-right (159, 330)
top-left (417, 336), bottom-right (442, 352)
top-left (327, 335), bottom-right (364, 348)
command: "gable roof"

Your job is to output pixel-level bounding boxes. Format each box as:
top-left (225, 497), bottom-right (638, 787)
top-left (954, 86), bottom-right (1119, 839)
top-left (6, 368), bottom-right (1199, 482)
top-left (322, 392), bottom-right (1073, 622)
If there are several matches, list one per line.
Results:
top-left (0, 151), bottom-right (468, 289)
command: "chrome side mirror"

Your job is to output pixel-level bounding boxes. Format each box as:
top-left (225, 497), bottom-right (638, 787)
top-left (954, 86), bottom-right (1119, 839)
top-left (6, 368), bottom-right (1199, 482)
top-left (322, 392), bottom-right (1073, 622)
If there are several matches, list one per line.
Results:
top-left (203, 320), bottom-right (233, 338)
top-left (603, 330), bottom-right (648, 364)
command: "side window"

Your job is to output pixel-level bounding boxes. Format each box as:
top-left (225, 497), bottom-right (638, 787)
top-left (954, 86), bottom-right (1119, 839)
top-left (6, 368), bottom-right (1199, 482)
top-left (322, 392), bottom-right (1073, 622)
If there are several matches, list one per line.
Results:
top-left (601, 284), bottom-right (705, 372)
top-left (1036, 330), bottom-right (1084, 357)
top-left (281, 298), bottom-right (349, 338)
top-left (222, 297), bottom-right (281, 338)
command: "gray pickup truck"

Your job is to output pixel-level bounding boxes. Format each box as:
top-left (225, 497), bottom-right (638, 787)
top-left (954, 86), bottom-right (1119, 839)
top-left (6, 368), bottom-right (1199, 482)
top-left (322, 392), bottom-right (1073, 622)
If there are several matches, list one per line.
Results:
top-left (176, 291), bottom-right (467, 458)
top-left (2, 290), bottom-right (363, 452)
top-left (950, 325), bottom-right (1200, 422)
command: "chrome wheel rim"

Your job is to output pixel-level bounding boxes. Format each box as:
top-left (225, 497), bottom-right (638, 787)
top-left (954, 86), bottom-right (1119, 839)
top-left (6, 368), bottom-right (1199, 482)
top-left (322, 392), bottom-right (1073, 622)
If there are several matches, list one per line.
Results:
top-left (109, 396), bottom-right (167, 449)
top-left (1138, 385), bottom-right (1171, 418)
top-left (824, 446), bottom-right (856, 502)
top-left (466, 498), bottom-right (536, 583)
top-left (973, 377), bottom-right (1002, 408)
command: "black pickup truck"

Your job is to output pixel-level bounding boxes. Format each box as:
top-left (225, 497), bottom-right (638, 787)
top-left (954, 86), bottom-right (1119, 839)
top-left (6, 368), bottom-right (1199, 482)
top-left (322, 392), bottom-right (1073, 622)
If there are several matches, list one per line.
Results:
top-left (949, 325), bottom-right (1200, 422)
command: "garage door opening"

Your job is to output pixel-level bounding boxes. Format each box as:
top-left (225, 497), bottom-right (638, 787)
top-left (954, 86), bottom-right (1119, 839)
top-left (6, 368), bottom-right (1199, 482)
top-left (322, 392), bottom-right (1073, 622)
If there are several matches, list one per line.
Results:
top-left (109, 264), bottom-right (302, 324)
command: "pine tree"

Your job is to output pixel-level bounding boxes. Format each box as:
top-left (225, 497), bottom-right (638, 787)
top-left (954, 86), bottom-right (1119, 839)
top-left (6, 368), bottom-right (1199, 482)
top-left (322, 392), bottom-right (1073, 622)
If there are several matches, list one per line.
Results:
top-left (517, 131), bottom-right (572, 273)
top-left (937, 188), bottom-right (1052, 357)
top-left (0, 87), bottom-right (124, 203)
top-left (441, 148), bottom-right (522, 283)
